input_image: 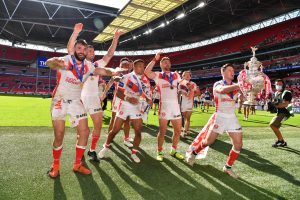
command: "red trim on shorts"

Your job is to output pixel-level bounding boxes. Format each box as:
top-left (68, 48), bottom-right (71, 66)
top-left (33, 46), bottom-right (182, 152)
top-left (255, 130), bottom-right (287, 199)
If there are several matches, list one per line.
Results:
top-left (192, 113), bottom-right (217, 150)
top-left (52, 71), bottom-right (61, 97)
top-left (156, 85), bottom-right (162, 115)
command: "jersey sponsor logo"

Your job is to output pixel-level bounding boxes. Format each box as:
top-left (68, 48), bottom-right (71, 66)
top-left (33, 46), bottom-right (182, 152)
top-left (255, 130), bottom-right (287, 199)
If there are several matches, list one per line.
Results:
top-left (136, 113), bottom-right (142, 117)
top-left (76, 113), bottom-right (87, 118)
top-left (220, 98), bottom-right (235, 102)
top-left (118, 81), bottom-right (124, 88)
top-left (65, 77), bottom-right (80, 85)
top-left (162, 83), bottom-right (171, 88)
top-left (173, 114), bottom-right (181, 118)
top-left (93, 108), bottom-right (102, 112)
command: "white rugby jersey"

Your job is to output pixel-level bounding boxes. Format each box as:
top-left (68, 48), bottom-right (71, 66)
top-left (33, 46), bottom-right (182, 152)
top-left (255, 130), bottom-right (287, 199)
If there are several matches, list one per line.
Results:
top-left (112, 82), bottom-right (121, 109)
top-left (213, 80), bottom-right (239, 114)
top-left (52, 55), bottom-right (95, 100)
top-left (179, 80), bottom-right (197, 104)
top-left (98, 78), bottom-right (106, 98)
top-left (118, 71), bottom-right (151, 99)
top-left (81, 59), bottom-right (107, 97)
top-left (153, 71), bottom-right (181, 103)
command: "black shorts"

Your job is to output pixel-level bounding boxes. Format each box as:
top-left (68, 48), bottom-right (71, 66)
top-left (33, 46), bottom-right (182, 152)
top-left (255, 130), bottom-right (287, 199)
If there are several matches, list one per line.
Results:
top-left (153, 99), bottom-right (159, 104)
top-left (270, 113), bottom-right (289, 128)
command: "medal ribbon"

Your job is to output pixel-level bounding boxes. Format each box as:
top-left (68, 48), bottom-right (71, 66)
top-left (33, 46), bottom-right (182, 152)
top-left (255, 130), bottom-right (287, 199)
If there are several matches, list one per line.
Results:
top-left (163, 72), bottom-right (173, 88)
top-left (71, 55), bottom-right (84, 83)
top-left (224, 80), bottom-right (234, 99)
top-left (132, 73), bottom-right (143, 95)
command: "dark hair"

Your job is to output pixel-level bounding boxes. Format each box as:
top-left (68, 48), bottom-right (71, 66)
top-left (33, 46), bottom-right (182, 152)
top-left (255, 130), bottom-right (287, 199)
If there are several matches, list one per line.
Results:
top-left (275, 79), bottom-right (286, 90)
top-left (87, 45), bottom-right (94, 49)
top-left (120, 57), bottom-right (130, 63)
top-left (133, 59), bottom-right (144, 66)
top-left (75, 39), bottom-right (88, 47)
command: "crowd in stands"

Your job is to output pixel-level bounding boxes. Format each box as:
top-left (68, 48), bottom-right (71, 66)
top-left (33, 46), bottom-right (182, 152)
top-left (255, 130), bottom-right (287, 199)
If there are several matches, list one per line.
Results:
top-left (0, 18), bottom-right (299, 105)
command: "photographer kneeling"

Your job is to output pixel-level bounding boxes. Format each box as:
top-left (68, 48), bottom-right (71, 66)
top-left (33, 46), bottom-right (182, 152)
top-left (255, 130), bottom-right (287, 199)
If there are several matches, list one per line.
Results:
top-left (269, 79), bottom-right (293, 148)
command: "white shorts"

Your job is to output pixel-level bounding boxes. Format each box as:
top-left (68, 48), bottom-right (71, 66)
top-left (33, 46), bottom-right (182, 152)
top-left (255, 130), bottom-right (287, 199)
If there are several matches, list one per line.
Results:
top-left (209, 112), bottom-right (242, 134)
top-left (204, 99), bottom-right (211, 103)
top-left (116, 101), bottom-right (142, 120)
top-left (51, 98), bottom-right (87, 127)
top-left (140, 100), bottom-right (151, 123)
top-left (181, 100), bottom-right (193, 112)
top-left (81, 95), bottom-right (103, 115)
top-left (112, 97), bottom-right (121, 113)
top-left (159, 102), bottom-right (181, 120)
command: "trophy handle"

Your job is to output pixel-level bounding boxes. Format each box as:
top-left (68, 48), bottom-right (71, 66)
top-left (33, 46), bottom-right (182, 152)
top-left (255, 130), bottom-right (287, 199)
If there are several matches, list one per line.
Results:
top-left (244, 62), bottom-right (248, 70)
top-left (260, 64), bottom-right (263, 72)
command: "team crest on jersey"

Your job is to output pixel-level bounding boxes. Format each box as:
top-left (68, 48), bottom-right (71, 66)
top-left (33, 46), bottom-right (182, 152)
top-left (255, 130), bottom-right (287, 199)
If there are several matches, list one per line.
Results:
top-left (119, 111), bottom-right (124, 115)
top-left (161, 112), bottom-right (166, 117)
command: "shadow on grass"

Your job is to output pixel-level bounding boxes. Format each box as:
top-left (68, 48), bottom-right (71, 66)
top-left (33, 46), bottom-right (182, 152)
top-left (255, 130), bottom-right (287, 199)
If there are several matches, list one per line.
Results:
top-left (98, 136), bottom-right (289, 199)
top-left (211, 140), bottom-right (300, 187)
top-left (191, 164), bottom-right (286, 200)
top-left (142, 124), bottom-right (174, 144)
top-left (277, 146), bottom-right (300, 156)
top-left (53, 176), bottom-right (67, 200)
top-left (74, 170), bottom-right (106, 200)
top-left (109, 145), bottom-right (222, 199)
top-left (89, 160), bottom-right (127, 200)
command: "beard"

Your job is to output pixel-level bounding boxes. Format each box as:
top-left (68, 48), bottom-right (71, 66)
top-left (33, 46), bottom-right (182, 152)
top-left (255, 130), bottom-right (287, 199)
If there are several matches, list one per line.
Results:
top-left (163, 66), bottom-right (171, 72)
top-left (74, 51), bottom-right (85, 62)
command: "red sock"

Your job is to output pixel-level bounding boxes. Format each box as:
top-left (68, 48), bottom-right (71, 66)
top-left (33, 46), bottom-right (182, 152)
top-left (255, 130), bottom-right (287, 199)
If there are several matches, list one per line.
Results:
top-left (53, 146), bottom-right (63, 166)
top-left (226, 149), bottom-right (240, 167)
top-left (124, 137), bottom-right (129, 141)
top-left (74, 145), bottom-right (85, 165)
top-left (132, 149), bottom-right (138, 154)
top-left (90, 134), bottom-right (100, 151)
top-left (157, 147), bottom-right (163, 152)
top-left (171, 145), bottom-right (177, 151)
top-left (195, 141), bottom-right (207, 154)
top-left (104, 143), bottom-right (110, 148)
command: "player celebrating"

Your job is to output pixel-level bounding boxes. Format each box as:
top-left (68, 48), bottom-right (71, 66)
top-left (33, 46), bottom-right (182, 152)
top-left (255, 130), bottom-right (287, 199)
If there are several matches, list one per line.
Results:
top-left (67, 23), bottom-right (122, 162)
top-left (105, 58), bottom-right (133, 148)
top-left (186, 63), bottom-right (243, 179)
top-left (46, 36), bottom-right (123, 178)
top-left (98, 59), bottom-right (152, 163)
top-left (145, 52), bottom-right (184, 161)
top-left (179, 71), bottom-right (197, 137)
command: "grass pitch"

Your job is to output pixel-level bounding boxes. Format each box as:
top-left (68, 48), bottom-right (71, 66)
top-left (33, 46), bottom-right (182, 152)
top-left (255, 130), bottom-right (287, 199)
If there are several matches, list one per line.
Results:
top-left (0, 96), bottom-right (300, 200)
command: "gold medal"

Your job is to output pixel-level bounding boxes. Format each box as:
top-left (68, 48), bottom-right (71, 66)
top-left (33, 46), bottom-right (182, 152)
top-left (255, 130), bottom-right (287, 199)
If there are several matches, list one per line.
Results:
top-left (90, 76), bottom-right (94, 81)
top-left (80, 83), bottom-right (84, 89)
top-left (170, 85), bottom-right (174, 89)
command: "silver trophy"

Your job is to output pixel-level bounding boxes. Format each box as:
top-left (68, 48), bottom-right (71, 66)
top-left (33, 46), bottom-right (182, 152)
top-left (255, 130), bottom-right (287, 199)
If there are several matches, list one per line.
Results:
top-left (238, 47), bottom-right (270, 106)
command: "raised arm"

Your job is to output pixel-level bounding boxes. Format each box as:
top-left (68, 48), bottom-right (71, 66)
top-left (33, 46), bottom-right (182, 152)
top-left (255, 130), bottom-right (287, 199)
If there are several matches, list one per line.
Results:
top-left (46, 57), bottom-right (66, 70)
top-left (100, 29), bottom-right (122, 64)
top-left (67, 23), bottom-right (83, 55)
top-left (145, 52), bottom-right (161, 80)
top-left (93, 66), bottom-right (126, 77)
